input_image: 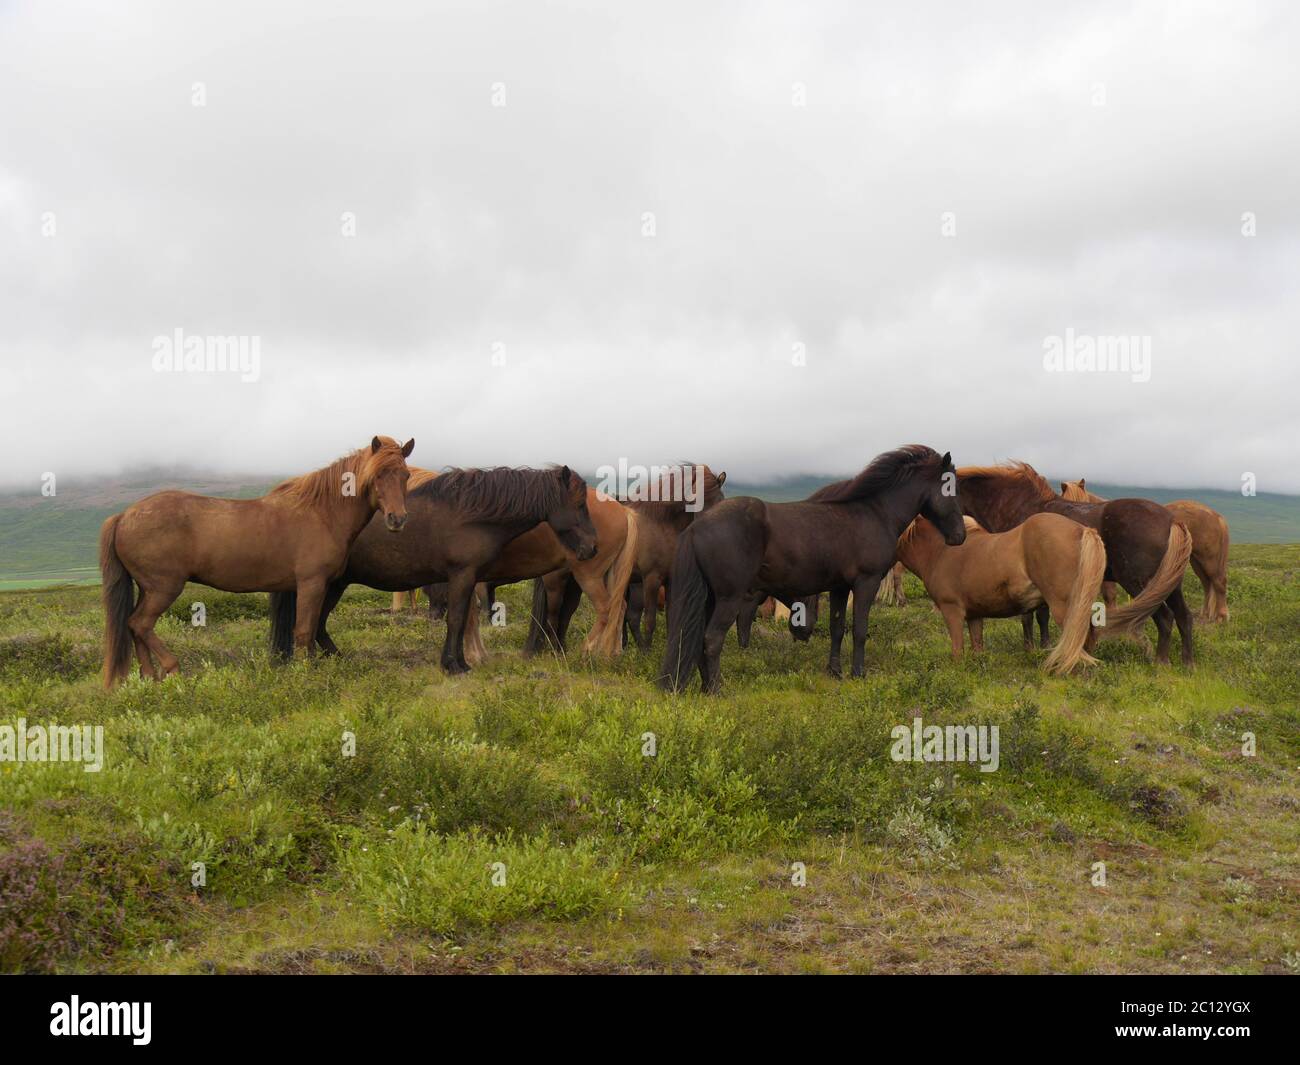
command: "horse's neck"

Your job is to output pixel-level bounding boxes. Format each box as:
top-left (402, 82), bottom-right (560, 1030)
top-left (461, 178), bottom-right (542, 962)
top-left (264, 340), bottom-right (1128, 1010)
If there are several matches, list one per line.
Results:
top-left (897, 524), bottom-right (944, 579)
top-left (333, 491), bottom-right (381, 540)
top-left (876, 478), bottom-right (935, 541)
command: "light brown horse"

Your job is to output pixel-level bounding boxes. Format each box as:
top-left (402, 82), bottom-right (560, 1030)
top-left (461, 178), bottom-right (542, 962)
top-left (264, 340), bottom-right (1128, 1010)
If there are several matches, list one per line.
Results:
top-left (895, 513), bottom-right (1106, 674)
top-left (1062, 479), bottom-right (1230, 622)
top-left (100, 436), bottom-right (415, 686)
top-left (461, 489), bottom-right (639, 663)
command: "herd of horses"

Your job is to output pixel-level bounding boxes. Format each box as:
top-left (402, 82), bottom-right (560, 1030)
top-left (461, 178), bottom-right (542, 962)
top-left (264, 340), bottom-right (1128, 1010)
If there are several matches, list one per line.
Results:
top-left (99, 437), bottom-right (1230, 693)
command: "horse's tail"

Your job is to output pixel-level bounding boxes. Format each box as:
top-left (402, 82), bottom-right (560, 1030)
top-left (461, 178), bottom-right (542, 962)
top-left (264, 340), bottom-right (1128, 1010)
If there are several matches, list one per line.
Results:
top-left (1043, 528), bottom-right (1106, 675)
top-left (268, 590), bottom-right (297, 660)
top-left (1099, 522), bottom-right (1194, 638)
top-left (658, 526), bottom-right (709, 692)
top-left (1208, 511), bottom-right (1230, 621)
top-left (524, 577), bottom-right (554, 656)
top-left (597, 510), bottom-right (639, 656)
top-left (100, 514), bottom-right (136, 688)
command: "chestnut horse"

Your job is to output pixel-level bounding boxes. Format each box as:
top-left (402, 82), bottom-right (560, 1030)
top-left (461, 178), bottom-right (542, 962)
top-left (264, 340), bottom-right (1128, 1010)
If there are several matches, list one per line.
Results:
top-left (896, 514), bottom-right (1106, 674)
top-left (296, 465), bottom-right (597, 674)
top-left (660, 446), bottom-right (967, 693)
top-left (1062, 479), bottom-right (1229, 623)
top-left (957, 463), bottom-right (1194, 666)
top-left (100, 436), bottom-right (415, 686)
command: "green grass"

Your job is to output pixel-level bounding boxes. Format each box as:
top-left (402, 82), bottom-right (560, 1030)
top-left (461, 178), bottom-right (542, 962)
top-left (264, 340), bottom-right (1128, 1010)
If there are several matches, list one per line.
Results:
top-left (0, 546), bottom-right (1297, 973)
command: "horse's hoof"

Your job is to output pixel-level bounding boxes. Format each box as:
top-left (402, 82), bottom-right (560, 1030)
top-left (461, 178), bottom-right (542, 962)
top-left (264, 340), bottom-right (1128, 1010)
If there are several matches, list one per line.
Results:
top-left (826, 665), bottom-right (842, 679)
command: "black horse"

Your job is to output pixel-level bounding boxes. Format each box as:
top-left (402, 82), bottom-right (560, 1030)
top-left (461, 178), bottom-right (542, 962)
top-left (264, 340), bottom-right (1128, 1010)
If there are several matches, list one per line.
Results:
top-left (659, 445), bottom-right (967, 693)
top-left (271, 466), bottom-right (597, 674)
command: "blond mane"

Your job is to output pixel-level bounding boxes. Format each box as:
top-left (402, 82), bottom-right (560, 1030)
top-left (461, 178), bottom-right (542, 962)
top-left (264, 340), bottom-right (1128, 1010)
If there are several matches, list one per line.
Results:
top-left (270, 437), bottom-right (409, 510)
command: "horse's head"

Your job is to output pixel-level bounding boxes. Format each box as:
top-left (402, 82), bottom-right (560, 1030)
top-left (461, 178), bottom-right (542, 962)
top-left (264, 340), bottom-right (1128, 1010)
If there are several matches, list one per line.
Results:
top-left (702, 468), bottom-right (727, 510)
top-left (548, 466), bottom-right (598, 561)
top-left (919, 451), bottom-right (966, 546)
top-left (366, 435), bottom-right (415, 531)
top-left (1060, 478), bottom-right (1096, 503)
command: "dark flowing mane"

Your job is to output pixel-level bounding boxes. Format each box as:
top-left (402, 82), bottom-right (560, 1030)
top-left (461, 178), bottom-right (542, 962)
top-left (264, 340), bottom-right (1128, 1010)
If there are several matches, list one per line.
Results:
top-left (955, 461), bottom-right (1058, 529)
top-left (412, 466), bottom-right (567, 523)
top-left (807, 445), bottom-right (944, 504)
top-left (269, 438), bottom-right (408, 510)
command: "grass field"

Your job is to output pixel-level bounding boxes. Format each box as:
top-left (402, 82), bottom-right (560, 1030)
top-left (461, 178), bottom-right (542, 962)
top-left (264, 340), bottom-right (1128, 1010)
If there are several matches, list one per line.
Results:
top-left (1, 548), bottom-right (1298, 974)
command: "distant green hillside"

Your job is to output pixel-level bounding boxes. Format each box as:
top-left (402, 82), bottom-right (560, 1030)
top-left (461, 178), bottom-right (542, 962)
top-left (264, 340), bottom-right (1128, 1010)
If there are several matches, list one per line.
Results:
top-left (1, 469), bottom-right (1297, 588)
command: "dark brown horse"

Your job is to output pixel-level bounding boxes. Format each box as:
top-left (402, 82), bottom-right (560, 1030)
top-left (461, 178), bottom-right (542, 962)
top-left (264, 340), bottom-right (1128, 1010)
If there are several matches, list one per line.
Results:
top-left (957, 463), bottom-right (1195, 665)
top-left (279, 465), bottom-right (597, 674)
top-left (660, 446), bottom-right (967, 693)
top-left (101, 436), bottom-right (415, 686)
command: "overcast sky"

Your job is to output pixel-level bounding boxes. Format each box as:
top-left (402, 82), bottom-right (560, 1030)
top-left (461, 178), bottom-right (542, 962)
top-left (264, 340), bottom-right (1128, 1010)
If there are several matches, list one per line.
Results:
top-left (2, 0), bottom-right (1297, 493)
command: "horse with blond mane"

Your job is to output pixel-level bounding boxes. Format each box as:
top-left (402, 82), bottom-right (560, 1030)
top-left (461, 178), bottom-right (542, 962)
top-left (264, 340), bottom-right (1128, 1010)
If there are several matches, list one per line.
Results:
top-left (896, 514), bottom-right (1106, 674)
top-left (100, 436), bottom-right (415, 686)
top-left (957, 462), bottom-right (1194, 666)
top-left (1062, 478), bottom-right (1229, 623)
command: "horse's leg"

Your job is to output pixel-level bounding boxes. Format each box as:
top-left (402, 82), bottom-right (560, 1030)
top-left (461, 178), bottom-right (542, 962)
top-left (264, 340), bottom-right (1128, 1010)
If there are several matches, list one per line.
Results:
top-left (940, 605), bottom-right (965, 660)
top-left (1188, 556), bottom-right (1212, 621)
top-left (441, 571), bottom-right (476, 674)
top-left (623, 582), bottom-right (644, 650)
top-left (462, 588), bottom-right (488, 667)
top-left (968, 616), bottom-right (985, 654)
top-left (1035, 603), bottom-right (1050, 647)
top-left (640, 574), bottom-right (663, 651)
top-left (1020, 612), bottom-right (1035, 652)
top-left (315, 581), bottom-right (346, 656)
top-left (850, 575), bottom-right (881, 677)
top-left (1168, 587), bottom-right (1195, 667)
top-left (1102, 580), bottom-right (1118, 609)
top-left (129, 583), bottom-right (185, 679)
top-left (735, 589), bottom-right (761, 649)
top-left (1151, 603), bottom-right (1174, 665)
top-left (826, 588), bottom-right (849, 678)
top-left (701, 594), bottom-right (743, 695)
top-left (572, 569), bottom-right (614, 656)
top-left (292, 577), bottom-right (328, 658)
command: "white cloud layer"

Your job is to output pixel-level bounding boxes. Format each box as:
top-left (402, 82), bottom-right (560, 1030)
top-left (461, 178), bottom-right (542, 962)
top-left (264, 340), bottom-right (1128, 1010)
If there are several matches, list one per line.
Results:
top-left (2, 0), bottom-right (1297, 490)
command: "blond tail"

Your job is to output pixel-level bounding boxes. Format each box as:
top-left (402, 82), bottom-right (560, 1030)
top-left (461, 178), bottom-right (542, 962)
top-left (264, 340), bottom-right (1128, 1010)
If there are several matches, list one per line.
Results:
top-left (597, 509), bottom-right (639, 656)
top-left (1098, 523), bottom-right (1193, 638)
top-left (1043, 528), bottom-right (1107, 675)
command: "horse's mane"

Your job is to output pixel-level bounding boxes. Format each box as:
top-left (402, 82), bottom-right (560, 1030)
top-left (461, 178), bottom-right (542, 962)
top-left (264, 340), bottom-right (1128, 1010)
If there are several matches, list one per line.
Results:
top-left (963, 515), bottom-right (987, 533)
top-left (808, 445), bottom-right (945, 504)
top-left (955, 461), bottom-right (1057, 528)
top-left (620, 463), bottom-right (725, 518)
top-left (407, 467), bottom-right (440, 491)
top-left (411, 466), bottom-right (569, 523)
top-left (269, 438), bottom-right (408, 510)
top-left (1061, 479), bottom-right (1106, 504)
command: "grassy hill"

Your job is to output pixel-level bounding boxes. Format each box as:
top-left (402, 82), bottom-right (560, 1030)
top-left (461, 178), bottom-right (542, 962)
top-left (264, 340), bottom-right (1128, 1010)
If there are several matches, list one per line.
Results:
top-left (2, 470), bottom-right (1297, 588)
top-left (0, 547), bottom-right (1296, 973)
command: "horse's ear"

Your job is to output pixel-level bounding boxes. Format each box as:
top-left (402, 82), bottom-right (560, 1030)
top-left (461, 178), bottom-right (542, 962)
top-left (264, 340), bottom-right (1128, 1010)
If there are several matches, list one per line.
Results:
top-left (1060, 481), bottom-right (1068, 493)
top-left (401, 438), bottom-right (415, 458)
top-left (1079, 478), bottom-right (1085, 488)
top-left (371, 436), bottom-right (382, 454)
top-left (941, 451), bottom-right (952, 470)
top-left (716, 471), bottom-right (726, 486)
top-left (557, 465), bottom-right (572, 484)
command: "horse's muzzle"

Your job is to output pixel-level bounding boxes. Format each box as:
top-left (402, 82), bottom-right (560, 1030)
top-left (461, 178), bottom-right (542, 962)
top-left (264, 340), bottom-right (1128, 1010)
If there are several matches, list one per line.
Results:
top-left (386, 513), bottom-right (408, 532)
